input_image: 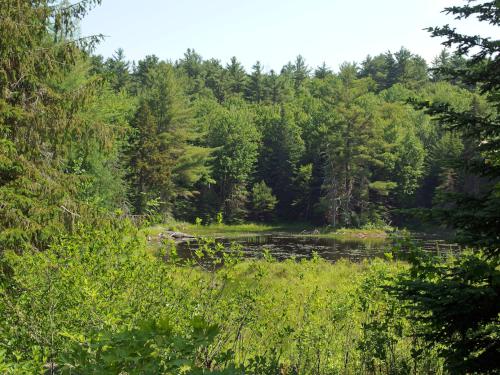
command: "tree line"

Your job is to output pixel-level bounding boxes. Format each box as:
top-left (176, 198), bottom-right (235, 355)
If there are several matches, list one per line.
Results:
top-left (0, 2), bottom-right (491, 255)
top-left (0, 1), bottom-right (494, 247)
top-left (76, 45), bottom-right (488, 228)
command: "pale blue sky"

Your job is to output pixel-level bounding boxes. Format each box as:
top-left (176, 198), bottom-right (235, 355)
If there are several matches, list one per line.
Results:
top-left (81, 0), bottom-right (495, 72)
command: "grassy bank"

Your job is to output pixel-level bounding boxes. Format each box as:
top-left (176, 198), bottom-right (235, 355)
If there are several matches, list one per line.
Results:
top-left (307, 227), bottom-right (388, 240)
top-left (0, 226), bottom-right (442, 373)
top-left (146, 221), bottom-right (390, 241)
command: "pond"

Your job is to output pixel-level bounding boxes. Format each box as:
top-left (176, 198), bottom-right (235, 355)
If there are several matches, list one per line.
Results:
top-left (175, 232), bottom-right (460, 263)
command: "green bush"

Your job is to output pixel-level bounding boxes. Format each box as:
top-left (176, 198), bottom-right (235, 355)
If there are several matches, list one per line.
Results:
top-left (249, 181), bottom-right (278, 222)
top-left (0, 224), bottom-right (443, 373)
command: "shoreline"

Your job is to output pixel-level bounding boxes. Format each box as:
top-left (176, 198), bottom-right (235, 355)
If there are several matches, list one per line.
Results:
top-left (145, 222), bottom-right (390, 242)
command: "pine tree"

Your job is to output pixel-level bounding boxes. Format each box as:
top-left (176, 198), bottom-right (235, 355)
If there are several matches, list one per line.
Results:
top-left (178, 48), bottom-right (203, 79)
top-left (203, 58), bottom-right (226, 103)
top-left (264, 69), bottom-right (293, 104)
top-left (257, 104), bottom-right (304, 217)
top-left (105, 48), bottom-right (131, 92)
top-left (128, 62), bottom-right (209, 215)
top-left (314, 62), bottom-right (332, 79)
top-left (392, 47), bottom-right (429, 88)
top-left (127, 101), bottom-right (165, 213)
top-left (177, 48), bottom-right (206, 96)
top-left (293, 55), bottom-right (310, 90)
top-left (0, 0), bottom-right (111, 252)
top-left (394, 2), bottom-right (500, 373)
top-left (225, 56), bottom-right (247, 96)
top-left (132, 55), bottom-right (160, 93)
top-left (246, 61), bottom-right (265, 103)
top-left (360, 51), bottom-right (401, 90)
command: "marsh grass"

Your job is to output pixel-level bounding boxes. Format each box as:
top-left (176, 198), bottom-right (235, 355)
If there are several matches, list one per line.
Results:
top-left (145, 221), bottom-right (390, 241)
top-left (0, 226), bottom-right (442, 373)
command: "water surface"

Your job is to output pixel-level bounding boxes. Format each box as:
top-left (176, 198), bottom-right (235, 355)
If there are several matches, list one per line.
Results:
top-left (177, 234), bottom-right (387, 262)
top-left (175, 232), bottom-right (460, 263)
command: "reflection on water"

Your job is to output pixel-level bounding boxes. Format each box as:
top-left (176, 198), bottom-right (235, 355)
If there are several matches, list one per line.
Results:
top-left (175, 233), bottom-right (460, 263)
top-left (177, 235), bottom-right (389, 262)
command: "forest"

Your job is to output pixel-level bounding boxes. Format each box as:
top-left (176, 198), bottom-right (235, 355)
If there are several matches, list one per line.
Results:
top-left (0, 0), bottom-right (498, 374)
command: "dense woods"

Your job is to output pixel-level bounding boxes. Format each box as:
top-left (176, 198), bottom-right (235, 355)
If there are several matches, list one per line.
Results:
top-left (92, 45), bottom-right (486, 228)
top-left (0, 2), bottom-right (493, 243)
top-left (0, 0), bottom-right (498, 373)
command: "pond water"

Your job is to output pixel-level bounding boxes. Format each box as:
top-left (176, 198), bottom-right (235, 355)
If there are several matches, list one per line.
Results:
top-left (175, 233), bottom-right (460, 263)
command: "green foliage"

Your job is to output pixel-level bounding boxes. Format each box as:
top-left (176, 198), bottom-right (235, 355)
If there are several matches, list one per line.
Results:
top-left (357, 260), bottom-right (442, 374)
top-left (144, 197), bottom-right (164, 226)
top-left (59, 59), bottom-right (136, 209)
top-left (216, 211), bottom-right (224, 225)
top-left (360, 47), bottom-right (429, 91)
top-left (104, 48), bottom-right (131, 92)
top-left (369, 181), bottom-right (398, 197)
top-left (292, 163), bottom-right (314, 220)
top-left (0, 0), bottom-right (133, 252)
top-left (393, 4), bottom-right (500, 373)
top-left (203, 101), bottom-right (260, 222)
top-left (2, 1), bottom-right (499, 373)
top-left (119, 43), bottom-right (485, 226)
top-left (256, 104), bottom-right (305, 217)
top-left (392, 237), bottom-right (499, 374)
top-left (250, 181), bottom-right (278, 221)
top-left (127, 62), bottom-right (212, 216)
top-left (246, 61), bottom-right (265, 103)
top-left (225, 57), bottom-right (248, 96)
top-left (319, 68), bottom-right (390, 227)
top-left (2, 0), bottom-right (495, 231)
top-left (0, 224), bottom-right (442, 374)
top-left (394, 132), bottom-right (425, 196)
top-left (58, 318), bottom-right (224, 374)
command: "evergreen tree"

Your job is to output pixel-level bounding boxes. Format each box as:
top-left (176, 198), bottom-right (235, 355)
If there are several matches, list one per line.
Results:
top-left (203, 58), bottom-right (226, 103)
top-left (392, 47), bottom-right (429, 88)
top-left (177, 48), bottom-right (206, 96)
top-left (178, 48), bottom-right (203, 79)
top-left (393, 131), bottom-right (425, 198)
top-left (257, 105), bottom-right (305, 217)
top-left (394, 2), bottom-right (500, 373)
top-left (431, 49), bottom-right (468, 86)
top-left (246, 61), bottom-right (265, 103)
top-left (105, 48), bottom-right (131, 92)
top-left (225, 56), bottom-right (247, 96)
top-left (127, 101), bottom-right (165, 213)
top-left (292, 163), bottom-right (314, 220)
top-left (360, 52), bottom-right (394, 90)
top-left (314, 62), bottom-right (332, 79)
top-left (264, 69), bottom-right (293, 104)
top-left (430, 49), bottom-right (452, 82)
top-left (61, 59), bottom-right (136, 209)
top-left (293, 55), bottom-right (310, 90)
top-left (321, 65), bottom-right (387, 226)
top-left (0, 0), bottom-right (113, 252)
top-left (128, 63), bottom-right (208, 215)
top-left (132, 55), bottom-right (160, 92)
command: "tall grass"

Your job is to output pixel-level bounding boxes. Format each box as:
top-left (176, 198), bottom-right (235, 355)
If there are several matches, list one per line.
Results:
top-left (0, 226), bottom-right (442, 373)
top-left (147, 221), bottom-right (390, 240)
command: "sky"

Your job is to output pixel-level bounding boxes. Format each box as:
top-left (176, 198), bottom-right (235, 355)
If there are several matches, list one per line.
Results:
top-left (80, 0), bottom-right (497, 72)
